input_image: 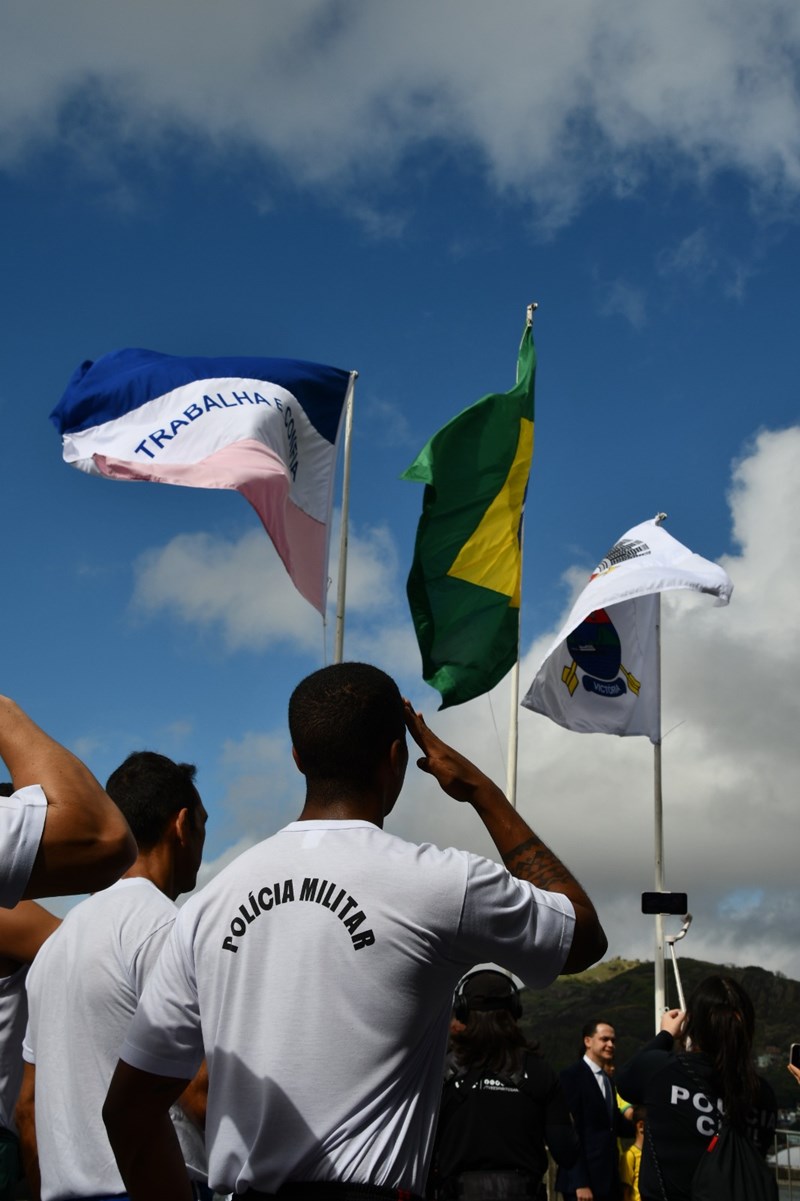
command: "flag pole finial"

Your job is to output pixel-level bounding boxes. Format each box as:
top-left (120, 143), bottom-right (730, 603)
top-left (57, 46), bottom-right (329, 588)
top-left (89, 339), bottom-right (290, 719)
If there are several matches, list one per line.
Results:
top-left (655, 512), bottom-right (667, 526)
top-left (526, 302), bottom-right (538, 328)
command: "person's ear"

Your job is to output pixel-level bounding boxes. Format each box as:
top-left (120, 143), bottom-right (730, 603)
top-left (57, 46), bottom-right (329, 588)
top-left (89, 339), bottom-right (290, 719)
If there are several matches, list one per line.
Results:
top-left (174, 806), bottom-right (192, 847)
top-left (389, 737), bottom-right (408, 781)
top-left (378, 739), bottom-right (408, 818)
top-left (291, 746), bottom-right (304, 774)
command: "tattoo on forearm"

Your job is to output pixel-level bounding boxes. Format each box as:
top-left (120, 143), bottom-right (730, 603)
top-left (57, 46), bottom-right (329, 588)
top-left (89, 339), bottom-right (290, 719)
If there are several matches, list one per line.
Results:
top-left (503, 836), bottom-right (572, 891)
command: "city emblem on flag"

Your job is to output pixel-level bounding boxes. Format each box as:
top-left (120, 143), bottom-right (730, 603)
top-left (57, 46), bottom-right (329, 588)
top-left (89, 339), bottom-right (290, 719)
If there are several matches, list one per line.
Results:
top-left (560, 533), bottom-right (653, 701)
top-left (561, 609), bottom-right (641, 700)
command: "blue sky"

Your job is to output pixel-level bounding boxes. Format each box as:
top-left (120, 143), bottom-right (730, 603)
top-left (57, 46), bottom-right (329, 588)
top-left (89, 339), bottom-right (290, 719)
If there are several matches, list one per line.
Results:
top-left (2, 2), bottom-right (799, 982)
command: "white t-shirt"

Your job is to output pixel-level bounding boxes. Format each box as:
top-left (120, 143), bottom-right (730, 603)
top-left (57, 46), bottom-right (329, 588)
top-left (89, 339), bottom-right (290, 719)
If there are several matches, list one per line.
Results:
top-left (0, 786), bottom-right (47, 909)
top-left (23, 877), bottom-right (177, 1201)
top-left (121, 820), bottom-right (575, 1196)
top-left (0, 963), bottom-right (28, 1132)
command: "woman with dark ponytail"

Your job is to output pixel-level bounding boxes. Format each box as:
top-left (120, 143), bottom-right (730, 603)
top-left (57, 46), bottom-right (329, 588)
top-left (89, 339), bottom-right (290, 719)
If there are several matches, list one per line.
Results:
top-left (616, 975), bottom-right (777, 1201)
top-left (429, 970), bottom-right (578, 1200)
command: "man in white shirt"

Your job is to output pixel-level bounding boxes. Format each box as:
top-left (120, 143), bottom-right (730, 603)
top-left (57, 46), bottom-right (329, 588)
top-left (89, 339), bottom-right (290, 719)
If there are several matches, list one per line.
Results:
top-left (0, 695), bottom-right (136, 907)
top-left (0, 883), bottom-right (60, 1201)
top-left (17, 751), bottom-right (208, 1201)
top-left (104, 662), bottom-right (607, 1201)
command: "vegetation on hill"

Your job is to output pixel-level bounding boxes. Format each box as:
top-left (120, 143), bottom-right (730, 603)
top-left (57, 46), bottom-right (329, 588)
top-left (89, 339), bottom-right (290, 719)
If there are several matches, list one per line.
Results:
top-left (519, 957), bottom-right (800, 1109)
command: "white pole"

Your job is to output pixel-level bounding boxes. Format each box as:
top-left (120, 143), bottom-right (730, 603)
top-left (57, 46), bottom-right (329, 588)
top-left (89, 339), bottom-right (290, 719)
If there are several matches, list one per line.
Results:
top-left (506, 302), bottom-right (537, 809)
top-left (654, 730), bottom-right (666, 1029)
top-left (506, 639), bottom-right (520, 809)
top-left (333, 373), bottom-right (357, 665)
top-left (653, 514), bottom-right (667, 1030)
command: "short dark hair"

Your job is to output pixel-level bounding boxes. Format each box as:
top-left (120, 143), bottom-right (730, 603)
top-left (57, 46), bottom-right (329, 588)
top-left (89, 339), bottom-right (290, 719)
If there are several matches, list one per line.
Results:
top-left (579, 1017), bottom-right (613, 1058)
top-left (288, 663), bottom-right (405, 792)
top-left (105, 752), bottom-right (200, 850)
top-left (582, 1017), bottom-right (613, 1040)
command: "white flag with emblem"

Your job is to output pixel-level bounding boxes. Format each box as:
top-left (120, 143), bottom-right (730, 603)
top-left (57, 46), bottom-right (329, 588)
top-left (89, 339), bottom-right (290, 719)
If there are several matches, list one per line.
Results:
top-left (522, 517), bottom-right (733, 741)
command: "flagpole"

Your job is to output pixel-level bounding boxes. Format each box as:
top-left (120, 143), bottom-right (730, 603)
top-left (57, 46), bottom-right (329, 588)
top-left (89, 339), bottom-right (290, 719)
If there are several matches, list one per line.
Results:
top-left (653, 515), bottom-right (667, 1030)
top-left (333, 372), bottom-right (357, 665)
top-left (505, 302), bottom-right (537, 809)
top-left (506, 608), bottom-right (521, 810)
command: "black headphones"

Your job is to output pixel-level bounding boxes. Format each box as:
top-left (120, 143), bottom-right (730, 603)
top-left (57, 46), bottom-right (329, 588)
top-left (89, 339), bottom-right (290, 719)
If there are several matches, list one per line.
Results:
top-left (453, 969), bottom-right (523, 1023)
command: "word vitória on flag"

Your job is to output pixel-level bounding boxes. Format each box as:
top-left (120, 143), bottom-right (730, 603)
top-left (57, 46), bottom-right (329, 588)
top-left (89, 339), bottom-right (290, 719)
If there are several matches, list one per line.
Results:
top-left (402, 323), bottom-right (535, 708)
top-left (522, 516), bottom-right (733, 740)
top-left (50, 349), bottom-right (354, 614)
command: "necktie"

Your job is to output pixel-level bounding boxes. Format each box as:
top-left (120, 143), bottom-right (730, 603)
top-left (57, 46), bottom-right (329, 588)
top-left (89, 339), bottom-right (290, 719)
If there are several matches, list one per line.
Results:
top-left (599, 1069), bottom-right (614, 1119)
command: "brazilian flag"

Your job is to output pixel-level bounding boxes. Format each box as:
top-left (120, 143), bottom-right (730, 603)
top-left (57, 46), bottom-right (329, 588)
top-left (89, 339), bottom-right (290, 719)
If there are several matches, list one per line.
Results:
top-left (402, 325), bottom-right (535, 708)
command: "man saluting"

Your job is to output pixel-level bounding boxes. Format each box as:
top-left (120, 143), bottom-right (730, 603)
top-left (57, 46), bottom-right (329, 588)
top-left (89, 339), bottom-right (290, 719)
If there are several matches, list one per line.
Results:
top-left (104, 662), bottom-right (607, 1201)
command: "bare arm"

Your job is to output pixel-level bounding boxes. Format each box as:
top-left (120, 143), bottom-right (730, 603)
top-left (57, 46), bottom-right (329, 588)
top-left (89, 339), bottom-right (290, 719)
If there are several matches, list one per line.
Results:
top-left (0, 696), bottom-right (136, 898)
top-left (0, 902), bottom-right (59, 976)
top-left (404, 702), bottom-right (607, 973)
top-left (104, 1061), bottom-right (193, 1201)
top-left (15, 1063), bottom-right (40, 1201)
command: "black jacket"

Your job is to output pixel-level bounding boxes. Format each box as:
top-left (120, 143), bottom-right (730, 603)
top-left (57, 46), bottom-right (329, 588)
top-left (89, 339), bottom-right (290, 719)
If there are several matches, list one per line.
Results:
top-left (556, 1058), bottom-right (634, 1201)
top-left (616, 1031), bottom-right (777, 1201)
top-left (432, 1051), bottom-right (579, 1189)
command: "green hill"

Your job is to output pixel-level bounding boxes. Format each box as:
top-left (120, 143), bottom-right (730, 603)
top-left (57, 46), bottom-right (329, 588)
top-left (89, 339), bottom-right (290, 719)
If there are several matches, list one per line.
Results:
top-left (518, 957), bottom-right (800, 1109)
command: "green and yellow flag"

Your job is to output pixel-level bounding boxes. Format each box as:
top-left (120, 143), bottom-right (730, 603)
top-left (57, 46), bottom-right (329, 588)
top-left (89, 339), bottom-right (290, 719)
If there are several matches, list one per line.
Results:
top-left (402, 324), bottom-right (536, 708)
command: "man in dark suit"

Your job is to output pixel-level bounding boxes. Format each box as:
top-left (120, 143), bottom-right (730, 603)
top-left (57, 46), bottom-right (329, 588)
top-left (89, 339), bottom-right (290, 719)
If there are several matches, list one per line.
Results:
top-left (557, 1018), bottom-right (633, 1201)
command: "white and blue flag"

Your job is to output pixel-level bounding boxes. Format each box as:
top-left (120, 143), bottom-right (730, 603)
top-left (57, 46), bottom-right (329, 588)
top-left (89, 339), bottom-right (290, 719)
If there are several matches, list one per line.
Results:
top-left (51, 349), bottom-right (354, 613)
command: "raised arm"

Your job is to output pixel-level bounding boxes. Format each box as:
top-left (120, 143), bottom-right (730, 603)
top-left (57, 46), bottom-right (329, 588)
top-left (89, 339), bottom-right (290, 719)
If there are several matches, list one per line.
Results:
top-left (404, 702), bottom-right (607, 973)
top-left (616, 1014), bottom-right (681, 1103)
top-left (0, 696), bottom-right (136, 899)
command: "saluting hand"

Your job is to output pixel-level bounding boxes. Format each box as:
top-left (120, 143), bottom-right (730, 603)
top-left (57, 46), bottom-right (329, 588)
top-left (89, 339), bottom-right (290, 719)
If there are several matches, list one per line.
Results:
top-left (403, 701), bottom-right (504, 807)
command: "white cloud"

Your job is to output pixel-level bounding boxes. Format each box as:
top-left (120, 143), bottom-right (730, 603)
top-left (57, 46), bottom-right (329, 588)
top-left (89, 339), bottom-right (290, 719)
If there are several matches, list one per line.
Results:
top-left (71, 735), bottom-right (103, 762)
top-left (597, 279), bottom-right (647, 329)
top-left (162, 719), bottom-right (193, 745)
top-left (347, 202), bottom-right (410, 242)
top-left (344, 622), bottom-right (423, 686)
top-left (187, 424), bottom-right (800, 979)
top-left (500, 426), bottom-right (800, 975)
top-left (213, 731), bottom-right (300, 841)
top-left (723, 426), bottom-right (800, 642)
top-left (131, 528), bottom-right (322, 653)
top-left (361, 398), bottom-right (415, 450)
top-left (131, 514), bottom-right (407, 660)
top-left (656, 227), bottom-right (754, 299)
top-left (657, 228), bottom-right (717, 283)
top-left (337, 522), bottom-right (401, 615)
top-left (192, 836), bottom-right (258, 899)
top-left (3, 3), bottom-right (800, 228)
